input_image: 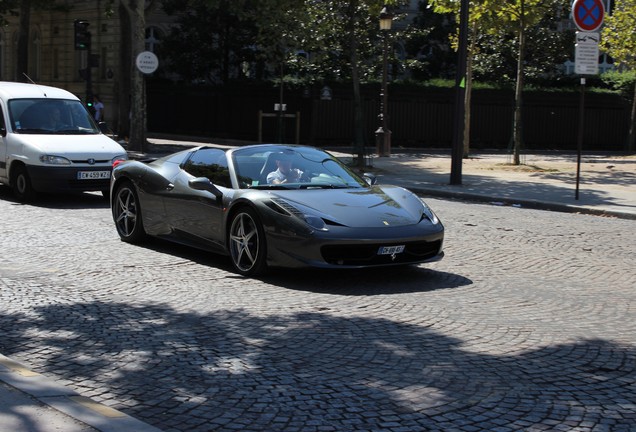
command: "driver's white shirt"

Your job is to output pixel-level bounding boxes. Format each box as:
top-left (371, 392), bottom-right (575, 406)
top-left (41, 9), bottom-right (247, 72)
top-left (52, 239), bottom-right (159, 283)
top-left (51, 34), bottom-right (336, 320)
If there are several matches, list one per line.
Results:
top-left (267, 168), bottom-right (302, 184)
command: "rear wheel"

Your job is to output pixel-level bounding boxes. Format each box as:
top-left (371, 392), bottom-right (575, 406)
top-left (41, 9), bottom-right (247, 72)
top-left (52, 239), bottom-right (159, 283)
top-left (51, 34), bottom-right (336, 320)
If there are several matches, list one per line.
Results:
top-left (228, 208), bottom-right (267, 276)
top-left (11, 164), bottom-right (36, 202)
top-left (112, 181), bottom-right (146, 243)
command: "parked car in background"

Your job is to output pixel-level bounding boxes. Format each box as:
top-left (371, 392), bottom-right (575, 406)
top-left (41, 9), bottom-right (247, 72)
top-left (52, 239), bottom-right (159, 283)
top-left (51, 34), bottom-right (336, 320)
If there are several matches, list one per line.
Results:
top-left (0, 81), bottom-right (127, 201)
top-left (111, 144), bottom-right (444, 276)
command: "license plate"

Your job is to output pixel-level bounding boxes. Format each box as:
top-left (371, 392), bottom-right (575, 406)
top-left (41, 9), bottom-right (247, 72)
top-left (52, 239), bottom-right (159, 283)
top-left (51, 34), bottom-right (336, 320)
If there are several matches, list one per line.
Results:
top-left (77, 171), bottom-right (110, 180)
top-left (378, 245), bottom-right (405, 255)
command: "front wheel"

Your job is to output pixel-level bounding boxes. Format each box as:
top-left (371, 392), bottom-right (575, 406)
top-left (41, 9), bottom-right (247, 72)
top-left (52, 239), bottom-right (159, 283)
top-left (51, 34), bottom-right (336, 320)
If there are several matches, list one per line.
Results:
top-left (11, 165), bottom-right (36, 202)
top-left (112, 181), bottom-right (146, 243)
top-left (228, 208), bottom-right (267, 276)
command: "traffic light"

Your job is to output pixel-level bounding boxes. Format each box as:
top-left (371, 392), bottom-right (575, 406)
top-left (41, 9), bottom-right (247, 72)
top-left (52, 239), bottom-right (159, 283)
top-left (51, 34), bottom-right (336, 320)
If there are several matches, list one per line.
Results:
top-left (74, 20), bottom-right (91, 50)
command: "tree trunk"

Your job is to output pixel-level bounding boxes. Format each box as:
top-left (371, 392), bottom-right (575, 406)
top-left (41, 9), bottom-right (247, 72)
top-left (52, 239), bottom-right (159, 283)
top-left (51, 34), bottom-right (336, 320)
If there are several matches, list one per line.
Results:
top-left (17, 0), bottom-right (31, 82)
top-left (462, 23), bottom-right (477, 158)
top-left (629, 80), bottom-right (636, 152)
top-left (126, 0), bottom-right (147, 153)
top-left (512, 0), bottom-right (526, 166)
top-left (348, 2), bottom-right (365, 166)
top-left (117, 2), bottom-right (132, 141)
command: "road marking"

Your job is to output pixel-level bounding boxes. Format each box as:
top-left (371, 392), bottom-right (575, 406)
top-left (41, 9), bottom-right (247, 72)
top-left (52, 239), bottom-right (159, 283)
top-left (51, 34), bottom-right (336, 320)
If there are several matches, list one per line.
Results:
top-left (0, 357), bottom-right (40, 377)
top-left (69, 396), bottom-right (127, 418)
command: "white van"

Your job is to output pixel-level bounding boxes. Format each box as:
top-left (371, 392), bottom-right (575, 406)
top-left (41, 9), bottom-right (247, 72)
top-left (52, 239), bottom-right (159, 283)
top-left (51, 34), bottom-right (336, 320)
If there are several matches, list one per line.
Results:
top-left (0, 81), bottom-right (127, 201)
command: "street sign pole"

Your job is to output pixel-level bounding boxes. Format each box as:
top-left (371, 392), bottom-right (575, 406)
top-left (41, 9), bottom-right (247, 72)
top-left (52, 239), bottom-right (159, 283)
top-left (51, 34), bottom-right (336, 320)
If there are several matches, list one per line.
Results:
top-left (571, 0), bottom-right (604, 200)
top-left (576, 78), bottom-right (585, 200)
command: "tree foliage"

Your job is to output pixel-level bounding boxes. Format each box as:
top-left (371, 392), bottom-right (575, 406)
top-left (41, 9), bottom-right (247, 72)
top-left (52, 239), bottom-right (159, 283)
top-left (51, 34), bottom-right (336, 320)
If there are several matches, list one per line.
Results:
top-left (601, 0), bottom-right (636, 70)
top-left (600, 0), bottom-right (636, 150)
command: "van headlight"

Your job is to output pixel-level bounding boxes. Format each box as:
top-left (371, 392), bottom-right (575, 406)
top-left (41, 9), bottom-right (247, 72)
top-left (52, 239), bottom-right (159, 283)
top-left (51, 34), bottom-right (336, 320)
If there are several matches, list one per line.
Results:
top-left (40, 155), bottom-right (71, 165)
top-left (111, 154), bottom-right (128, 164)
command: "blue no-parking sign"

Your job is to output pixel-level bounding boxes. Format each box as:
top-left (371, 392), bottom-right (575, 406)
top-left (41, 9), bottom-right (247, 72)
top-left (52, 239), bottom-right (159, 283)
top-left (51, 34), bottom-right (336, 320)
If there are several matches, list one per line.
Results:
top-left (572, 0), bottom-right (605, 32)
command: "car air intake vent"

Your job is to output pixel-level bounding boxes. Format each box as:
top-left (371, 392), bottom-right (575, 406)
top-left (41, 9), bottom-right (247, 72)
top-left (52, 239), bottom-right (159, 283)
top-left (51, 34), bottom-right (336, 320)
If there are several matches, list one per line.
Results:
top-left (272, 198), bottom-right (304, 218)
top-left (321, 240), bottom-right (442, 266)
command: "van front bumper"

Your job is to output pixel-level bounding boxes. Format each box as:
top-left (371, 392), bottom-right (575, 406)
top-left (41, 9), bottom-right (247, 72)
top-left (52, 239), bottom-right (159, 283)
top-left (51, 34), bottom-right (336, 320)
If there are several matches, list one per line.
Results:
top-left (27, 165), bottom-right (112, 193)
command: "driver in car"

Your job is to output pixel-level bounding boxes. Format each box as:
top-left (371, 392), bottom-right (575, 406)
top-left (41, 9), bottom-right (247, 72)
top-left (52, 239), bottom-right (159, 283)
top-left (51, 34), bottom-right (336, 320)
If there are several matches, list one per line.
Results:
top-left (267, 153), bottom-right (304, 184)
top-left (46, 107), bottom-right (63, 129)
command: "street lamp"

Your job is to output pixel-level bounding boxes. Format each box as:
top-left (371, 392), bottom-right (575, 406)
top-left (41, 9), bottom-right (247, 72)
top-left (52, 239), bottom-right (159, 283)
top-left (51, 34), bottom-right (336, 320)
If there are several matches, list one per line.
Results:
top-left (376, 5), bottom-right (393, 157)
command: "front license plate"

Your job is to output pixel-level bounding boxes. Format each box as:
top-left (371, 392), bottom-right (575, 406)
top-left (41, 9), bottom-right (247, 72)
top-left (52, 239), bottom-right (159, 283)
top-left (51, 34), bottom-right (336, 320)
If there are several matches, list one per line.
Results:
top-left (378, 245), bottom-right (405, 255)
top-left (77, 171), bottom-right (110, 180)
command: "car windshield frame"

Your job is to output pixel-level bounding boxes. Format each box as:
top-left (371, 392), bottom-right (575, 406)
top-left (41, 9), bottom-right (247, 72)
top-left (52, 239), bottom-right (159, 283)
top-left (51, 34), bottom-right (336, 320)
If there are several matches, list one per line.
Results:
top-left (8, 98), bottom-right (100, 135)
top-left (231, 145), bottom-right (369, 190)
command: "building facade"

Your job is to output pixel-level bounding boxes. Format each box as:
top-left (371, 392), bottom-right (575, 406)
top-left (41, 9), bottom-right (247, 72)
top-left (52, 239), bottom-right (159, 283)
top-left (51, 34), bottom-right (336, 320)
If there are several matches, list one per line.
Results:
top-left (1, 0), bottom-right (173, 134)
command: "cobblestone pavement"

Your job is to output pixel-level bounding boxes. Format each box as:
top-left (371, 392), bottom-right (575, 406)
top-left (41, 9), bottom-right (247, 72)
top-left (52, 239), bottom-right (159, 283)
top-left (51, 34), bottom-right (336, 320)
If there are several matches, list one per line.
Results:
top-left (0, 187), bottom-right (635, 431)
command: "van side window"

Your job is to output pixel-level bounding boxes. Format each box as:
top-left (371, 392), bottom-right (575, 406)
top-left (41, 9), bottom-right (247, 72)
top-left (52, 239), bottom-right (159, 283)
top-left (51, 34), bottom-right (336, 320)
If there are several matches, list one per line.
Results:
top-left (0, 105), bottom-right (5, 136)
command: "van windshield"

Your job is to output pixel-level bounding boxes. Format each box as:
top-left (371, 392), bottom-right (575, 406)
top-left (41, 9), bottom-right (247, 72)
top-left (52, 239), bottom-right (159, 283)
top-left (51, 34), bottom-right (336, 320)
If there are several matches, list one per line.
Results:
top-left (8, 98), bottom-right (100, 135)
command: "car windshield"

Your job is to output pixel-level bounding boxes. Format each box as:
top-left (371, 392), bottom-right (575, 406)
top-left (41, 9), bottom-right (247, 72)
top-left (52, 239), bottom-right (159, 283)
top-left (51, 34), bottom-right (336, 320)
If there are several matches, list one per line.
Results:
top-left (8, 98), bottom-right (100, 134)
top-left (232, 145), bottom-right (369, 189)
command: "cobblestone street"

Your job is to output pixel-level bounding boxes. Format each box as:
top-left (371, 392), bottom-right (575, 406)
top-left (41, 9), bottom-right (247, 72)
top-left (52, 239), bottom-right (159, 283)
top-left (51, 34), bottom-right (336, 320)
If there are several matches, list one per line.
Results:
top-left (0, 187), bottom-right (635, 431)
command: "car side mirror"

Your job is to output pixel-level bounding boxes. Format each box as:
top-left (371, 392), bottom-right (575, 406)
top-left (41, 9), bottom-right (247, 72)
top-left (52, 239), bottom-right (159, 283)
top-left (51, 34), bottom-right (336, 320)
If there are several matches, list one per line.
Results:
top-left (362, 173), bottom-right (377, 185)
top-left (189, 177), bottom-right (223, 199)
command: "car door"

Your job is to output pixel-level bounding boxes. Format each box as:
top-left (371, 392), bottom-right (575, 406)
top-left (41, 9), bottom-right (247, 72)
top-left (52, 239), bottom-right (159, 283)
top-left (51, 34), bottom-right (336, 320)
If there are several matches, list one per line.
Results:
top-left (163, 148), bottom-right (230, 250)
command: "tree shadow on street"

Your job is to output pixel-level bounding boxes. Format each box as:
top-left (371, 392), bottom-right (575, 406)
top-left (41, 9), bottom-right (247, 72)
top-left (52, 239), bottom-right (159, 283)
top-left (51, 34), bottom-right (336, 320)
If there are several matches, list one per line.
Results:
top-left (0, 298), bottom-right (634, 431)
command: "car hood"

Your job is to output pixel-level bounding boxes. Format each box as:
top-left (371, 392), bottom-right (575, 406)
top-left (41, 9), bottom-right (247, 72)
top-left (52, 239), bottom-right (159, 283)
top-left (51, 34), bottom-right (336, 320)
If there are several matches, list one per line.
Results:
top-left (14, 134), bottom-right (126, 158)
top-left (272, 185), bottom-right (428, 228)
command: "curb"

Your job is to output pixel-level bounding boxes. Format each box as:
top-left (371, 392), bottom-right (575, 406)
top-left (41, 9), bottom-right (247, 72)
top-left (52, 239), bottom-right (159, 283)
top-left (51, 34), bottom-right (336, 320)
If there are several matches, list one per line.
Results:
top-left (410, 187), bottom-right (636, 220)
top-left (0, 354), bottom-right (162, 432)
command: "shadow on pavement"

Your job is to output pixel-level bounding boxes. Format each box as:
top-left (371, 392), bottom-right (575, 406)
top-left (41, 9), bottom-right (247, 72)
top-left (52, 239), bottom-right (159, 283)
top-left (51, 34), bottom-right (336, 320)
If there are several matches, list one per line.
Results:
top-left (0, 300), bottom-right (634, 431)
top-left (124, 236), bottom-right (467, 295)
top-left (0, 187), bottom-right (109, 210)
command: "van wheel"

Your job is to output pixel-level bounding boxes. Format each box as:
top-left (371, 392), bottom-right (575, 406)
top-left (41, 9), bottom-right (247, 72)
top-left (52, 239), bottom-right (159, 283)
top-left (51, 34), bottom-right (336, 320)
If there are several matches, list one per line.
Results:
top-left (11, 165), bottom-right (36, 202)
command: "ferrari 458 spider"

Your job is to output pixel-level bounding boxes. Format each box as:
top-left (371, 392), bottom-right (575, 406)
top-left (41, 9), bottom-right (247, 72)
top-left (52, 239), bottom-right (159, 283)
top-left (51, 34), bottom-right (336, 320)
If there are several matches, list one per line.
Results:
top-left (110, 144), bottom-right (444, 276)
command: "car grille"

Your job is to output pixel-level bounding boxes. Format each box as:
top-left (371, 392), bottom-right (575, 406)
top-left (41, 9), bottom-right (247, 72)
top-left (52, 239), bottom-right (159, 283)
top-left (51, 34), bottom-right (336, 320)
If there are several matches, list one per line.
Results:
top-left (321, 240), bottom-right (443, 266)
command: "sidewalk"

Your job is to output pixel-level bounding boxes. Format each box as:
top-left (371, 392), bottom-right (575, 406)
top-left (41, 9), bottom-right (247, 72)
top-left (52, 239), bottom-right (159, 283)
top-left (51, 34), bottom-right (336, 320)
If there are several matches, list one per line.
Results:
top-left (370, 151), bottom-right (636, 220)
top-left (1, 139), bottom-right (634, 432)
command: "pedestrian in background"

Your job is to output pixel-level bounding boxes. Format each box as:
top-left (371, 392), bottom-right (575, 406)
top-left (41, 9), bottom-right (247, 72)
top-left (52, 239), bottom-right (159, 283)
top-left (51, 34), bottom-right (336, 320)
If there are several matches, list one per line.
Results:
top-left (93, 95), bottom-right (104, 121)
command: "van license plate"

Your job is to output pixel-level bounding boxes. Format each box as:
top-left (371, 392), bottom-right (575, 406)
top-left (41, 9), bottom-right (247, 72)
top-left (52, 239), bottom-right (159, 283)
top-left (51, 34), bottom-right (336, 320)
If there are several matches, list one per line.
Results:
top-left (378, 245), bottom-right (405, 255)
top-left (78, 171), bottom-right (110, 180)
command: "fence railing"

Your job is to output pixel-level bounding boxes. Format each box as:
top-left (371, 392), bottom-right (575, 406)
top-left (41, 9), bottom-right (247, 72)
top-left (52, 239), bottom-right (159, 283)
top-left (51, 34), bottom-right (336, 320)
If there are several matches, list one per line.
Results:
top-left (147, 83), bottom-right (631, 151)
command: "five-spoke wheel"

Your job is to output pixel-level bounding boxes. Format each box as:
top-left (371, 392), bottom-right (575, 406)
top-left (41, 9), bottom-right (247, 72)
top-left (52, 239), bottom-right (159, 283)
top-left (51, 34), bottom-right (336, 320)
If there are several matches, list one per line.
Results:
top-left (228, 208), bottom-right (267, 276)
top-left (112, 182), bottom-right (146, 243)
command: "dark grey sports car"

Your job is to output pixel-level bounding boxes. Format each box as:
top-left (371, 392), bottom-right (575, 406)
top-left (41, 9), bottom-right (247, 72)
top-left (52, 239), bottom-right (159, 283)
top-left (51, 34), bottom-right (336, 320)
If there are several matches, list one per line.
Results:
top-left (110, 144), bottom-right (444, 276)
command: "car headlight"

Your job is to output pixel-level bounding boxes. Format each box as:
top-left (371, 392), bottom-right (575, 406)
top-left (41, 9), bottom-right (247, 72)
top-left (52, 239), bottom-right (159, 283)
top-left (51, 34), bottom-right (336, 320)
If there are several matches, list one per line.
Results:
top-left (40, 155), bottom-right (71, 165)
top-left (111, 154), bottom-right (128, 164)
top-left (303, 214), bottom-right (327, 231)
top-left (270, 198), bottom-right (328, 231)
top-left (420, 199), bottom-right (440, 225)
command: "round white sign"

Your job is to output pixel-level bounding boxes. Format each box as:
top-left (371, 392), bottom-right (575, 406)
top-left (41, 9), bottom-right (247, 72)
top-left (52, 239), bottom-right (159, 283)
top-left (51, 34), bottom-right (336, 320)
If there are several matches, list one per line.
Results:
top-left (136, 51), bottom-right (159, 74)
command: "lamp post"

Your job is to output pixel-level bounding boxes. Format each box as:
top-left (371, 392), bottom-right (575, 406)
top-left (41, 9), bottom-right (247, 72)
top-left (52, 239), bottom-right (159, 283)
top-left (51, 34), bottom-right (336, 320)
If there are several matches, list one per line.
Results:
top-left (376, 5), bottom-right (393, 157)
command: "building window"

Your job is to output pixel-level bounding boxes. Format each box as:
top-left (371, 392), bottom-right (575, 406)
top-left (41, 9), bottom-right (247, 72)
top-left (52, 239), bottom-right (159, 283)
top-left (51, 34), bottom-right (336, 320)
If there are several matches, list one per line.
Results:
top-left (145, 26), bottom-right (163, 53)
top-left (0, 31), bottom-right (4, 80)
top-left (29, 29), bottom-right (41, 80)
top-left (53, 48), bottom-right (59, 79)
